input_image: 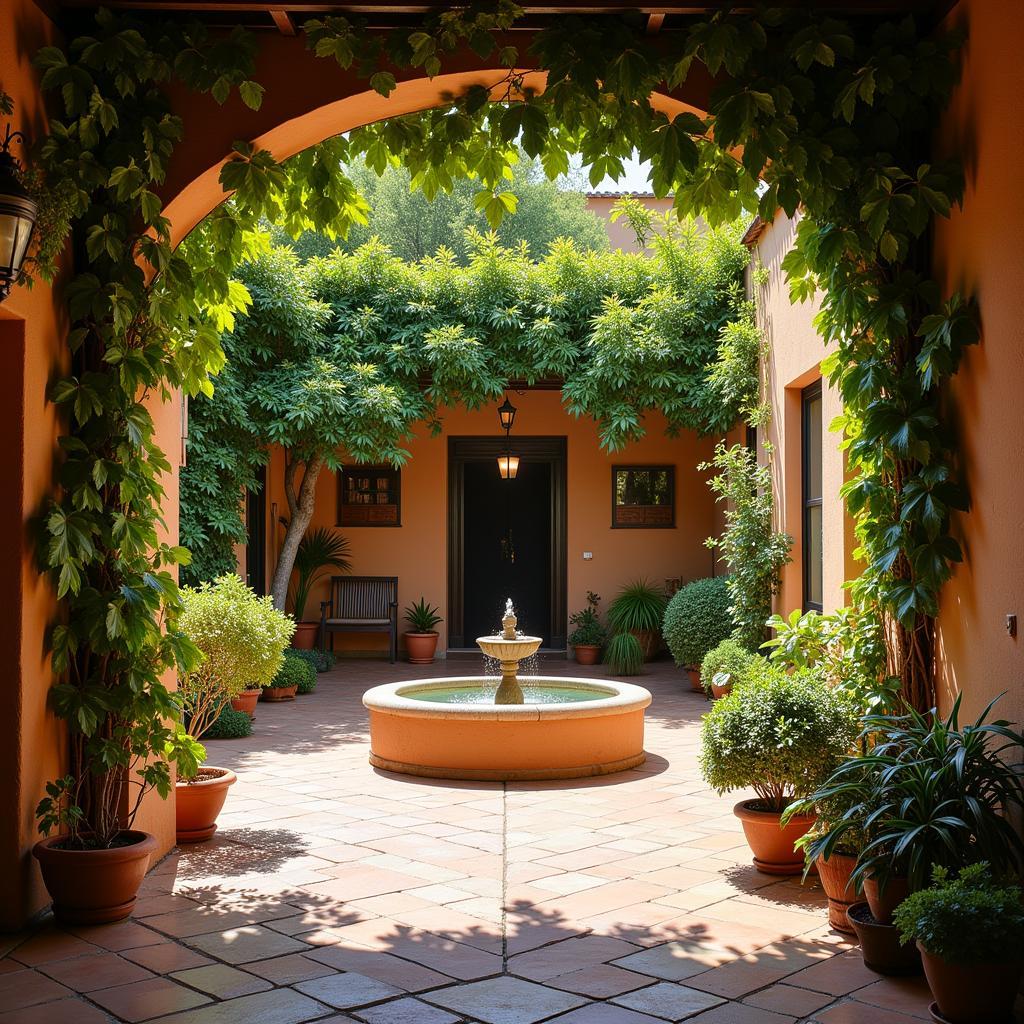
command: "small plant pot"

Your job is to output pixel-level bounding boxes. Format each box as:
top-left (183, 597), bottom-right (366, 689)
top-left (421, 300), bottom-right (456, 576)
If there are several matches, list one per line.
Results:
top-left (709, 678), bottom-right (733, 700)
top-left (260, 684), bottom-right (297, 702)
top-left (573, 644), bottom-right (601, 665)
top-left (631, 629), bottom-right (660, 662)
top-left (918, 946), bottom-right (1023, 1024)
top-left (846, 902), bottom-right (921, 975)
top-left (733, 800), bottom-right (816, 875)
top-left (33, 830), bottom-right (157, 925)
top-left (864, 874), bottom-right (910, 925)
top-left (291, 621), bottom-right (319, 650)
top-left (686, 666), bottom-right (704, 693)
top-left (230, 689), bottom-right (260, 718)
top-left (175, 767), bottom-right (237, 844)
top-left (405, 631), bottom-right (439, 665)
top-left (816, 852), bottom-right (858, 934)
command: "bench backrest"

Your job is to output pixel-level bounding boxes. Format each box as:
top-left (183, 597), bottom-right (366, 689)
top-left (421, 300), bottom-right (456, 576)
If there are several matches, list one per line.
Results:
top-left (330, 576), bottom-right (398, 619)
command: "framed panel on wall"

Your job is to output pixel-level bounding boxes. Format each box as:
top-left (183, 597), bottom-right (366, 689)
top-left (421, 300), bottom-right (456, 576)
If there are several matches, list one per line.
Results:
top-left (612, 465), bottom-right (675, 528)
top-left (338, 465), bottom-right (401, 527)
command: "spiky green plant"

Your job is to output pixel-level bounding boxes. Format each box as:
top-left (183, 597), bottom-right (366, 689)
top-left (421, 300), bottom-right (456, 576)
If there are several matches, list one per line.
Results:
top-left (607, 580), bottom-right (667, 633)
top-left (289, 527), bottom-right (351, 621)
top-left (606, 632), bottom-right (644, 676)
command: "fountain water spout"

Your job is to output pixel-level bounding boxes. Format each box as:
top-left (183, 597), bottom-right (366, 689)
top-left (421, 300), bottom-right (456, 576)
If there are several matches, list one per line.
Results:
top-left (476, 600), bottom-right (542, 705)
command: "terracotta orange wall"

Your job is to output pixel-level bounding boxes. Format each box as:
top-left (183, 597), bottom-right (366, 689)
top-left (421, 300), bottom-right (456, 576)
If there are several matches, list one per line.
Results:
top-left (261, 393), bottom-right (721, 653)
top-left (1, 0), bottom-right (68, 929)
top-left (933, 0), bottom-right (1024, 720)
top-left (585, 196), bottom-right (677, 254)
top-left (748, 213), bottom-right (857, 618)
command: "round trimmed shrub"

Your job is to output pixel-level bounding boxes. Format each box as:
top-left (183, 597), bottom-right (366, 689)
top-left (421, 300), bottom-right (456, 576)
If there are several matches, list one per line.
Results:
top-left (699, 665), bottom-right (859, 811)
top-left (284, 650), bottom-right (318, 694)
top-left (700, 638), bottom-right (756, 695)
top-left (663, 576), bottom-right (734, 668)
top-left (201, 706), bottom-right (252, 740)
top-left (266, 655), bottom-right (312, 692)
top-left (288, 648), bottom-right (336, 674)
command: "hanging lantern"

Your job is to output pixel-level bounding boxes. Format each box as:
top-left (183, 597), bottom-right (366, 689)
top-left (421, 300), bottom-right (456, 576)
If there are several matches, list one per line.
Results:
top-left (497, 396), bottom-right (517, 432)
top-left (497, 454), bottom-right (520, 480)
top-left (0, 127), bottom-right (37, 302)
top-left (497, 395), bottom-right (519, 479)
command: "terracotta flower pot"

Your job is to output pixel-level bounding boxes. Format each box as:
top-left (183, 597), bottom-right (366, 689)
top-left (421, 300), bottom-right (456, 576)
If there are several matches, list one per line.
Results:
top-left (405, 631), bottom-right (439, 665)
top-left (33, 830), bottom-right (157, 925)
top-left (919, 946), bottom-right (1024, 1024)
top-left (846, 902), bottom-right (921, 975)
top-left (710, 678), bottom-right (733, 700)
top-left (864, 874), bottom-right (910, 925)
top-left (175, 767), bottom-right (237, 844)
top-left (573, 644), bottom-right (601, 666)
top-left (260, 684), bottom-right (297, 702)
top-left (816, 852), bottom-right (858, 934)
top-left (733, 800), bottom-right (816, 875)
top-left (631, 629), bottom-right (660, 662)
top-left (291, 621), bottom-right (319, 650)
top-left (230, 689), bottom-right (260, 718)
top-left (686, 666), bottom-right (704, 693)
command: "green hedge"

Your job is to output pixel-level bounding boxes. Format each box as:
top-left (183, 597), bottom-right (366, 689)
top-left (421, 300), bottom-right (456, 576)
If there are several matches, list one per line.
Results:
top-left (201, 706), bottom-right (252, 740)
top-left (663, 576), bottom-right (734, 668)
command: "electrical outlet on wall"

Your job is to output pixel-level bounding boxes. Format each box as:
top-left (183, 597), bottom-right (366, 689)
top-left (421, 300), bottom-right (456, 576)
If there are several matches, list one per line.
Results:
top-left (583, 551), bottom-right (593, 560)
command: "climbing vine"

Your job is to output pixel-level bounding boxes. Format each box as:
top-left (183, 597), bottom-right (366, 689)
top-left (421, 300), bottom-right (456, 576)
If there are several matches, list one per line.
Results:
top-left (22, 3), bottom-right (973, 840)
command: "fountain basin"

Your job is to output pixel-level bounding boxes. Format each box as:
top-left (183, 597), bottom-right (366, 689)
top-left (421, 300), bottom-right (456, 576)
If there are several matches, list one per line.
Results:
top-left (363, 676), bottom-right (652, 781)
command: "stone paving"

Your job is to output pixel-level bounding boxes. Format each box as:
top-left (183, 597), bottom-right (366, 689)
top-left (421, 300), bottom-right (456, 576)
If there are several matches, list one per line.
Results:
top-left (1, 659), bottom-right (939, 1023)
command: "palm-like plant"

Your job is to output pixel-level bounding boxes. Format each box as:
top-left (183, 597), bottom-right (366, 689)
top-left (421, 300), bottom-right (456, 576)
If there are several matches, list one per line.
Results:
top-left (289, 527), bottom-right (352, 621)
top-left (607, 579), bottom-right (667, 633)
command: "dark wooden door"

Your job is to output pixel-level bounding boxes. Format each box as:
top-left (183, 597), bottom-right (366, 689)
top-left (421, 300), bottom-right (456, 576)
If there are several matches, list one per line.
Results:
top-left (448, 437), bottom-right (566, 650)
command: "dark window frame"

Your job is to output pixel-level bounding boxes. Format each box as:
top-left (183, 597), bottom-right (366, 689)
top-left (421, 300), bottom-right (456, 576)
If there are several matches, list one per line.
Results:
top-left (801, 380), bottom-right (823, 612)
top-left (611, 464), bottom-right (676, 529)
top-left (338, 464), bottom-right (402, 528)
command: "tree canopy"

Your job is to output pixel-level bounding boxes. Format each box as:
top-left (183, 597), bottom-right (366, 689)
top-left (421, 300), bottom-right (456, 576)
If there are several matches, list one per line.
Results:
top-left (276, 154), bottom-right (610, 264)
top-left (181, 219), bottom-right (752, 588)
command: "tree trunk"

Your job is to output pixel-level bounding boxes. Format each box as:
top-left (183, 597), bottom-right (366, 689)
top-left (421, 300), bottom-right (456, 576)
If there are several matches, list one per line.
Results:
top-left (270, 454), bottom-right (324, 613)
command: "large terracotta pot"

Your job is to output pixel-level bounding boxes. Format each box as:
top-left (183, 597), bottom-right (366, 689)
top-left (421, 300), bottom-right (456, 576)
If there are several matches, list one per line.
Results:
top-left (686, 667), bottom-right (704, 693)
top-left (816, 852), bottom-right (858, 934)
top-left (710, 676), bottom-right (733, 700)
top-left (260, 684), bottom-right (297, 702)
top-left (230, 689), bottom-right (260, 718)
top-left (864, 874), bottom-right (910, 925)
top-left (175, 767), bottom-right (237, 844)
top-left (33, 830), bottom-right (157, 925)
top-left (847, 902), bottom-right (921, 976)
top-left (631, 629), bottom-right (660, 661)
top-left (574, 644), bottom-right (601, 666)
top-left (919, 946), bottom-right (1024, 1024)
top-left (733, 800), bottom-right (816, 875)
top-left (405, 631), bottom-right (439, 665)
top-left (291, 621), bottom-right (319, 650)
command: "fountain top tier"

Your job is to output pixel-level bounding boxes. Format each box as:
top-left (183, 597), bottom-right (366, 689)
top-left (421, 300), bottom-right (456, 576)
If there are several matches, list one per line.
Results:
top-left (475, 600), bottom-right (543, 705)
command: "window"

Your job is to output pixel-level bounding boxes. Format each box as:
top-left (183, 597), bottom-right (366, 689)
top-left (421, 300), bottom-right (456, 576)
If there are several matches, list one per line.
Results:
top-left (338, 465), bottom-right (401, 527)
top-left (802, 381), bottom-right (823, 611)
top-left (612, 465), bottom-right (675, 528)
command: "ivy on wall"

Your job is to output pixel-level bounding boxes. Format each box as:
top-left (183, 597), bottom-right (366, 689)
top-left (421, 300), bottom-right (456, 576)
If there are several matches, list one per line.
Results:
top-left (180, 222), bottom-right (752, 591)
top-left (21, 2), bottom-right (975, 840)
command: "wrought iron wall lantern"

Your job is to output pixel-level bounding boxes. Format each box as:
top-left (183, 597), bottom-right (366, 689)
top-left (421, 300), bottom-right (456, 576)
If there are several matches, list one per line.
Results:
top-left (497, 396), bottom-right (519, 479)
top-left (0, 126), bottom-right (37, 302)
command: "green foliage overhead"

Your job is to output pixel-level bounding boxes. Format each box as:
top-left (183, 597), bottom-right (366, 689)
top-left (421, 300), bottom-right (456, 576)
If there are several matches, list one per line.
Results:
top-left (699, 665), bottom-right (859, 811)
top-left (894, 863), bottom-right (1024, 965)
top-left (662, 576), bottom-right (735, 669)
top-left (277, 156), bottom-right (610, 264)
top-left (182, 226), bottom-right (749, 581)
top-left (702, 442), bottom-right (792, 651)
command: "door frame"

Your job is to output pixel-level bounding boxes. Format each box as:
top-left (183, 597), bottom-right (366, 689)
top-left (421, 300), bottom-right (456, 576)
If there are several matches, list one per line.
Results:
top-left (245, 463), bottom-right (268, 595)
top-left (447, 435), bottom-right (567, 651)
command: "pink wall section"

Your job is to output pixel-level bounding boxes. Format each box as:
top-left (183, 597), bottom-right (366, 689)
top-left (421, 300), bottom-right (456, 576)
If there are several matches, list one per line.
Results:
top-left (259, 392), bottom-right (722, 654)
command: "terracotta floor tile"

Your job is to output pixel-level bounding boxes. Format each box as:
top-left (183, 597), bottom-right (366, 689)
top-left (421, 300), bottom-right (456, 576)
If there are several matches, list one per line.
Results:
top-left (121, 942), bottom-right (216, 973)
top-left (847, 976), bottom-right (933, 1019)
top-left (67, 921), bottom-right (166, 952)
top-left (241, 952), bottom-right (337, 985)
top-left (547, 1003), bottom-right (666, 1023)
top-left (305, 945), bottom-right (453, 991)
top-left (685, 1003), bottom-right (796, 1023)
top-left (812, 1001), bottom-right (929, 1024)
top-left (0, 968), bottom-right (72, 1011)
top-left (146, 987), bottom-right (332, 1024)
top-left (743, 983), bottom-right (836, 1017)
top-left (9, 930), bottom-right (100, 966)
top-left (89, 976), bottom-right (211, 1021)
top-left (546, 963), bottom-right (654, 998)
top-left (355, 995), bottom-right (462, 1024)
top-left (612, 981), bottom-right (726, 1020)
top-left (784, 949), bottom-right (881, 996)
top-left (424, 976), bottom-right (587, 1024)
top-left (171, 963), bottom-right (273, 997)
top-left (39, 950), bottom-right (155, 992)
top-left (294, 970), bottom-right (403, 1009)
top-left (187, 924), bottom-right (311, 964)
top-left (0, 995), bottom-right (114, 1023)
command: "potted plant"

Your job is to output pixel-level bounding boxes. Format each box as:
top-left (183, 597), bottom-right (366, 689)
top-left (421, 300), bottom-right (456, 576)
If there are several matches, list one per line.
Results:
top-left (894, 863), bottom-right (1024, 1024)
top-left (285, 650), bottom-right (318, 694)
top-left (176, 574), bottom-right (293, 842)
top-left (288, 526), bottom-right (351, 649)
top-left (261, 655), bottom-right (307, 701)
top-left (607, 580), bottom-right (666, 661)
top-left (700, 637), bottom-right (753, 699)
top-left (605, 631), bottom-right (644, 676)
top-left (569, 591), bottom-right (607, 665)
top-left (404, 598), bottom-right (443, 664)
top-left (663, 576), bottom-right (734, 692)
top-left (699, 664), bottom-right (858, 874)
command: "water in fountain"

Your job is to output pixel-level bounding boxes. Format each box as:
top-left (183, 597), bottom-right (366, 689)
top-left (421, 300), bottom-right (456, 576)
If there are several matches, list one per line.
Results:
top-left (518, 652), bottom-right (540, 678)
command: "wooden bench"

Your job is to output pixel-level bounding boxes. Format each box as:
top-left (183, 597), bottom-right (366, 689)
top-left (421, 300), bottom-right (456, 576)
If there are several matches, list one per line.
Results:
top-left (319, 576), bottom-right (399, 663)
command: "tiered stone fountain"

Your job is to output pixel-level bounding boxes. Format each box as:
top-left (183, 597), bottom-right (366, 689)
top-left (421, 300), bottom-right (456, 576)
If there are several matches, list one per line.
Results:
top-left (363, 599), bottom-right (651, 781)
